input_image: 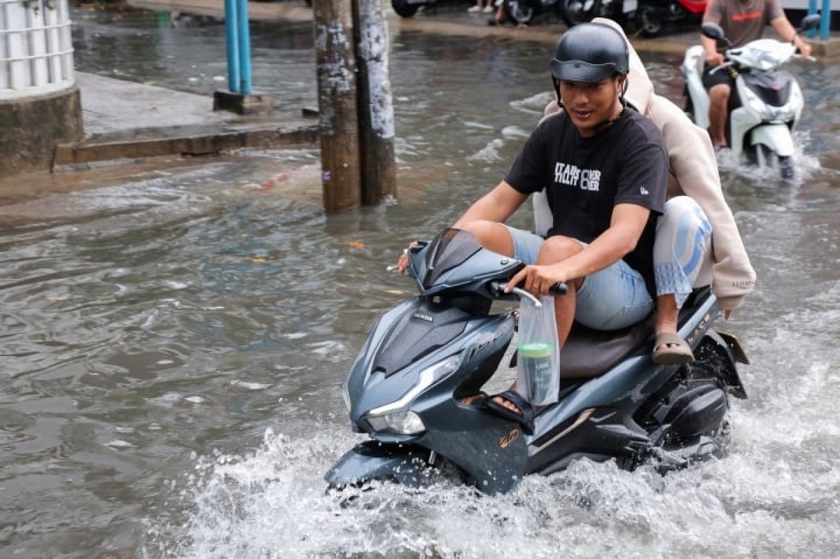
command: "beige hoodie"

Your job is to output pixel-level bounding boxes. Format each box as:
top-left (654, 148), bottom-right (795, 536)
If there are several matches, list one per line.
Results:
top-left (541, 17), bottom-right (756, 311)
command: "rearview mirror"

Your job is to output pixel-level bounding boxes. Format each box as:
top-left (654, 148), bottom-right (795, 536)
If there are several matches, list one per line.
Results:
top-left (701, 24), bottom-right (726, 43)
top-left (798, 13), bottom-right (822, 34)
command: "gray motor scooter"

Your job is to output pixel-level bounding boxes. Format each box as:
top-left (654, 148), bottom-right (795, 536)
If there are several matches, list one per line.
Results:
top-left (326, 228), bottom-right (748, 495)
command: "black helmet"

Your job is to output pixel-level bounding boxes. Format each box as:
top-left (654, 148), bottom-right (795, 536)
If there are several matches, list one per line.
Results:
top-left (550, 23), bottom-right (629, 84)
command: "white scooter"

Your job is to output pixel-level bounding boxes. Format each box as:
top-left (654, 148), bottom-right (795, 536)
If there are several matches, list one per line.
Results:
top-left (681, 14), bottom-right (820, 179)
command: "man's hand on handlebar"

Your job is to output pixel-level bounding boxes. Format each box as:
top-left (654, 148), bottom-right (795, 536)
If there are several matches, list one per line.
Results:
top-left (395, 241), bottom-right (420, 274)
top-left (505, 263), bottom-right (568, 296)
top-left (705, 52), bottom-right (725, 67)
top-left (794, 38), bottom-right (812, 58)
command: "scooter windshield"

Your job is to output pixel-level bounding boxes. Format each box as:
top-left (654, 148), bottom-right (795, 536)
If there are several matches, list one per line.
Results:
top-left (421, 228), bottom-right (483, 289)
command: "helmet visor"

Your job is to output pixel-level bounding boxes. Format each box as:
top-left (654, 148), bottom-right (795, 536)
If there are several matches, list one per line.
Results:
top-left (550, 58), bottom-right (618, 84)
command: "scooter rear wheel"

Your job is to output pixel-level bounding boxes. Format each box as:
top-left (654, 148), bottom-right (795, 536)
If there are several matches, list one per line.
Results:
top-left (562, 0), bottom-right (592, 27)
top-left (636, 5), bottom-right (665, 37)
top-left (503, 0), bottom-right (537, 24)
top-left (391, 0), bottom-right (420, 17)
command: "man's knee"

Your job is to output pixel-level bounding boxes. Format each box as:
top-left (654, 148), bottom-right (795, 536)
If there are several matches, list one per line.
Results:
top-left (709, 84), bottom-right (730, 104)
top-left (657, 197), bottom-right (711, 244)
top-left (537, 235), bottom-right (583, 263)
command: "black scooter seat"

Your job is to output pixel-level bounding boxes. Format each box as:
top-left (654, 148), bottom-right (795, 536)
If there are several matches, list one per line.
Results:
top-left (560, 317), bottom-right (654, 379)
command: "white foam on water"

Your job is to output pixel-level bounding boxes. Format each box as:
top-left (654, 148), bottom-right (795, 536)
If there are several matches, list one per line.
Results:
top-left (149, 406), bottom-right (840, 559)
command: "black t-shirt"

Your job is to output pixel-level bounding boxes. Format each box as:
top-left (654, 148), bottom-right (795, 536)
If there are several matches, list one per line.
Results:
top-left (505, 108), bottom-right (668, 296)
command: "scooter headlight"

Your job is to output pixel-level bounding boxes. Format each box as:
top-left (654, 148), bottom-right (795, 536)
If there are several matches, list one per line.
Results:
top-left (367, 410), bottom-right (425, 435)
top-left (364, 354), bottom-right (461, 435)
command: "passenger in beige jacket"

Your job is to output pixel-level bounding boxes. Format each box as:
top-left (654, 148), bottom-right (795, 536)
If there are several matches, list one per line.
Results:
top-left (537, 17), bottom-right (756, 363)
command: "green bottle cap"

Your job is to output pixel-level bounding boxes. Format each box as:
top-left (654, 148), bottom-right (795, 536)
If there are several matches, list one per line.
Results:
top-left (518, 342), bottom-right (554, 358)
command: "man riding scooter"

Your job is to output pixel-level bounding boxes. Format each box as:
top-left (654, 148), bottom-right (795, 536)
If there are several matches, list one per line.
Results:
top-left (400, 22), bottom-right (671, 425)
top-left (701, 0), bottom-right (811, 151)
top-left (541, 17), bottom-right (756, 364)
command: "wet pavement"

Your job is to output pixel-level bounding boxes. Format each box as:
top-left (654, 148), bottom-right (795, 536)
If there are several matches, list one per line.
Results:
top-left (55, 71), bottom-right (318, 169)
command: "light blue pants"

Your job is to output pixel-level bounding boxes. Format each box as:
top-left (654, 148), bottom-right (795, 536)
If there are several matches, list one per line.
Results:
top-left (653, 196), bottom-right (713, 308)
top-left (505, 227), bottom-right (654, 331)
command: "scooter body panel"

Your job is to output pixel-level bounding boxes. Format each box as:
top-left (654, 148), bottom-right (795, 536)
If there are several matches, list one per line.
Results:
top-left (750, 123), bottom-right (795, 157)
top-left (729, 105), bottom-right (763, 158)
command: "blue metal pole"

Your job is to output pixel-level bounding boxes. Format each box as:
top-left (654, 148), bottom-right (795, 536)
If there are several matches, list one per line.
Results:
top-left (820, 0), bottom-right (830, 40)
top-left (224, 0), bottom-right (241, 93)
top-left (236, 0), bottom-right (252, 94)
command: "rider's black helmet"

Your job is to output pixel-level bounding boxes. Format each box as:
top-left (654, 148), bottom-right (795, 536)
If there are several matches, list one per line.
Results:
top-left (550, 22), bottom-right (629, 84)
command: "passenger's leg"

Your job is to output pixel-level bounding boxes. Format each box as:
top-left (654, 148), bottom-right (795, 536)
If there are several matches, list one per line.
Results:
top-left (652, 196), bottom-right (712, 363)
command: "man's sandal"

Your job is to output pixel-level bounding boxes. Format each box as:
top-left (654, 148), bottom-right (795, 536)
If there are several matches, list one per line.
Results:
top-left (481, 390), bottom-right (535, 435)
top-left (652, 332), bottom-right (695, 365)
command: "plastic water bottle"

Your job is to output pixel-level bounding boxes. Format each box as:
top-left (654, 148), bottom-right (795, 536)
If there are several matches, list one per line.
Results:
top-left (518, 341), bottom-right (554, 404)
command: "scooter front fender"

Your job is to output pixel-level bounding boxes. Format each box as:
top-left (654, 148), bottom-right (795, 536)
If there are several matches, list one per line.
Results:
top-left (750, 124), bottom-right (795, 157)
top-left (325, 441), bottom-right (433, 489)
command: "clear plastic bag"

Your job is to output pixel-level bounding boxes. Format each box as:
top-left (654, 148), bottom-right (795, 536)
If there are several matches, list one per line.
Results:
top-left (515, 296), bottom-right (560, 407)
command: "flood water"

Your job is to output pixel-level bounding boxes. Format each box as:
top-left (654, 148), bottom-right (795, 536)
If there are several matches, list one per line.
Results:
top-left (1, 7), bottom-right (839, 558)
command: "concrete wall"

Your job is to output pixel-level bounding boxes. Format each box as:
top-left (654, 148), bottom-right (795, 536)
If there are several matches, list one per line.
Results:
top-left (0, 87), bottom-right (83, 174)
top-left (1, 0), bottom-right (81, 175)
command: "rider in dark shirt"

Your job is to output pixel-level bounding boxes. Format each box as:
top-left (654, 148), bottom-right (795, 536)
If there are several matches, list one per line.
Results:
top-left (398, 22), bottom-right (669, 425)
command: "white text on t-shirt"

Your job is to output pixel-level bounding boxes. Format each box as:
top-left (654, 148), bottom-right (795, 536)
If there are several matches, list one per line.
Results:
top-left (554, 162), bottom-right (601, 192)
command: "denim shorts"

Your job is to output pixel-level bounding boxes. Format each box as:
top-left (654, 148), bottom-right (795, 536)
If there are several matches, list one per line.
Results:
top-left (504, 225), bottom-right (654, 331)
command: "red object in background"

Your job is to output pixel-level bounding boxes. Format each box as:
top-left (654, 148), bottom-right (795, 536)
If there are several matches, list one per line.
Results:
top-left (679, 0), bottom-right (708, 14)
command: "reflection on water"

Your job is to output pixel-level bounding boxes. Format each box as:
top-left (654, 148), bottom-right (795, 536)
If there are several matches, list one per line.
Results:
top-left (0, 7), bottom-right (839, 559)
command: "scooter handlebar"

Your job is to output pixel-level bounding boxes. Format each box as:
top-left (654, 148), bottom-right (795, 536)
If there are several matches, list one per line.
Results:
top-left (549, 282), bottom-right (568, 295)
top-left (491, 281), bottom-right (568, 307)
top-left (709, 61), bottom-right (733, 75)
